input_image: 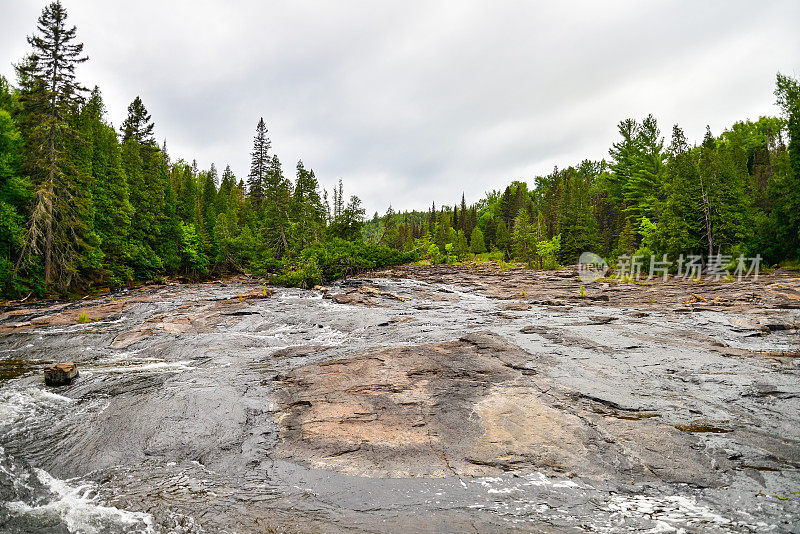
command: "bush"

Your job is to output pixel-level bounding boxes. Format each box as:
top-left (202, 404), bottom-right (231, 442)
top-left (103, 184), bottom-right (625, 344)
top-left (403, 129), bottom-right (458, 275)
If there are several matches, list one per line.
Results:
top-left (427, 244), bottom-right (443, 264)
top-left (295, 238), bottom-right (417, 281)
top-left (536, 234), bottom-right (562, 270)
top-left (272, 257), bottom-right (322, 288)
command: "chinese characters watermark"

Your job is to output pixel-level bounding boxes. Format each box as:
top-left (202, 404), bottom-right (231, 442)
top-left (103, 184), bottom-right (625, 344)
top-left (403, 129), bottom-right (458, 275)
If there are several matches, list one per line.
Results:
top-left (578, 252), bottom-right (762, 284)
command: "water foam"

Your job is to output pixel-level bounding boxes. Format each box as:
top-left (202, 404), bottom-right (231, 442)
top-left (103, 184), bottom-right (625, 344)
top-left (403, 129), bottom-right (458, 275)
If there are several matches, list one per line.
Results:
top-left (4, 468), bottom-right (155, 534)
top-left (0, 387), bottom-right (73, 428)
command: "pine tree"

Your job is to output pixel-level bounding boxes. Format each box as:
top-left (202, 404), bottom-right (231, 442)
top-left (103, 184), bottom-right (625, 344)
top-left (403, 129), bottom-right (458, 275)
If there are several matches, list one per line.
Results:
top-left (121, 96), bottom-right (154, 144)
top-left (656, 125), bottom-right (704, 257)
top-left (292, 160), bottom-right (324, 247)
top-left (608, 118), bottom-right (639, 205)
top-left (15, 1), bottom-right (97, 288)
top-left (469, 226), bottom-right (486, 256)
top-left (340, 195), bottom-right (366, 241)
top-left (247, 117), bottom-right (270, 210)
top-left (624, 114), bottom-right (665, 228)
top-left (263, 154), bottom-right (290, 254)
top-left (81, 87), bottom-right (134, 284)
top-left (120, 96), bottom-right (168, 277)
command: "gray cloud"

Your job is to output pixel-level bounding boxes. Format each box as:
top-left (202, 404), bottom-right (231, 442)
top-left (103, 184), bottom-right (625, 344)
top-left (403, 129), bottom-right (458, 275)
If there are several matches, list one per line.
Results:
top-left (1, 0), bottom-right (798, 214)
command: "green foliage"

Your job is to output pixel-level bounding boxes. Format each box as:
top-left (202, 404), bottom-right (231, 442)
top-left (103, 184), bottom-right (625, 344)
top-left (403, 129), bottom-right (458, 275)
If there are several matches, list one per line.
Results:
top-left (469, 226), bottom-right (486, 255)
top-left (2, 1), bottom-right (798, 298)
top-left (179, 222), bottom-right (209, 276)
top-left (272, 257), bottom-right (322, 289)
top-left (536, 234), bottom-right (561, 270)
top-left (427, 243), bottom-right (443, 264)
top-left (444, 243), bottom-right (457, 264)
top-left (297, 238), bottom-right (416, 281)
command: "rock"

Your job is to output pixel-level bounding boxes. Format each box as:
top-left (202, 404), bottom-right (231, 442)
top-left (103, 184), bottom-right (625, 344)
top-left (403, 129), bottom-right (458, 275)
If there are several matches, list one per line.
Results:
top-left (504, 302), bottom-right (532, 311)
top-left (44, 362), bottom-right (78, 386)
top-left (270, 332), bottom-right (723, 485)
top-left (312, 285), bottom-right (328, 293)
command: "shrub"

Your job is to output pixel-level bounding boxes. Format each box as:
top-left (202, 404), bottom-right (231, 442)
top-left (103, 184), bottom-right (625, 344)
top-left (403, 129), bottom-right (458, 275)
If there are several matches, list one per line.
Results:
top-left (295, 238), bottom-right (416, 281)
top-left (427, 244), bottom-right (443, 264)
top-left (273, 258), bottom-right (322, 288)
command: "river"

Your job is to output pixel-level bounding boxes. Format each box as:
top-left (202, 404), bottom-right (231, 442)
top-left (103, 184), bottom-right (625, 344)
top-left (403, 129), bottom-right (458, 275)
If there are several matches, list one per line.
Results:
top-left (1, 273), bottom-right (798, 532)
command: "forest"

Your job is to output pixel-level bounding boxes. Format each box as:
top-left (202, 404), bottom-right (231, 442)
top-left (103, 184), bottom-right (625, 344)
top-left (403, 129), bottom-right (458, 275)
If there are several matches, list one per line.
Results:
top-left (371, 87), bottom-right (800, 272)
top-left (1, 2), bottom-right (798, 298)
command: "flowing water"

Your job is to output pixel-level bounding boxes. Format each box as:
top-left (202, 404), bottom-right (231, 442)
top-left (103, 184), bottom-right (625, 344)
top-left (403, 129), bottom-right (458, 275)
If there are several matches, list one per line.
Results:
top-left (0, 277), bottom-right (798, 532)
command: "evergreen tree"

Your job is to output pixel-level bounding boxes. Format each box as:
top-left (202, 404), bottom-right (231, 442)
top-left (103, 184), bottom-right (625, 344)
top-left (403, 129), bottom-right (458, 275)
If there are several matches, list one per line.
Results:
top-left (200, 165), bottom-right (218, 256)
top-left (624, 114), bottom-right (665, 228)
top-left (512, 211), bottom-right (536, 267)
top-left (247, 117), bottom-right (270, 209)
top-left (14, 1), bottom-right (95, 288)
top-left (558, 170), bottom-right (600, 263)
top-left (263, 154), bottom-right (291, 254)
top-left (81, 87), bottom-right (134, 283)
top-left (656, 125), bottom-right (704, 257)
top-left (121, 96), bottom-right (154, 144)
top-left (608, 118), bottom-right (639, 204)
top-left (494, 219), bottom-right (511, 259)
top-left (120, 95), bottom-right (168, 277)
top-left (469, 226), bottom-right (486, 255)
top-left (291, 160), bottom-right (324, 247)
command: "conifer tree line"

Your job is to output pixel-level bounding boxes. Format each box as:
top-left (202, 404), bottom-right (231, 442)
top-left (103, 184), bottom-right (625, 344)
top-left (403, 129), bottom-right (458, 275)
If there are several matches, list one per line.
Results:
top-left (2, 3), bottom-right (798, 298)
top-left (0, 1), bottom-right (410, 297)
top-left (369, 80), bottom-right (800, 270)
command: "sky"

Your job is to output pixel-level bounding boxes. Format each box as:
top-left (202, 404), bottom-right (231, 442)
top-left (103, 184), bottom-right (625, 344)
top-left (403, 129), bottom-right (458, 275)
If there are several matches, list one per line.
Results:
top-left (1, 1), bottom-right (798, 215)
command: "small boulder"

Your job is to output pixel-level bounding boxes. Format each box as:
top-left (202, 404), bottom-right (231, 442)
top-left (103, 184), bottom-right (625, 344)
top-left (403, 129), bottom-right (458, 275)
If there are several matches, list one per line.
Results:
top-left (44, 362), bottom-right (78, 386)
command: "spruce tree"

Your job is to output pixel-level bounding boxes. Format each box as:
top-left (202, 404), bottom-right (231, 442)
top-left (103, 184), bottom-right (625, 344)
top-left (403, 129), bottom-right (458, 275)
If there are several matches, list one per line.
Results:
top-left (14, 1), bottom-right (94, 287)
top-left (469, 226), bottom-right (486, 256)
top-left (263, 154), bottom-right (290, 253)
top-left (247, 117), bottom-right (270, 210)
top-left (121, 96), bottom-right (154, 144)
top-left (120, 95), bottom-right (168, 277)
top-left (81, 87), bottom-right (134, 284)
top-left (292, 160), bottom-right (324, 247)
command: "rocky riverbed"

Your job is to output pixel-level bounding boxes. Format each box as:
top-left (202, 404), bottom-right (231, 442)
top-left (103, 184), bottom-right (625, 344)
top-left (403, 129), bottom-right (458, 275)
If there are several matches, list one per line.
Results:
top-left (1, 266), bottom-right (799, 532)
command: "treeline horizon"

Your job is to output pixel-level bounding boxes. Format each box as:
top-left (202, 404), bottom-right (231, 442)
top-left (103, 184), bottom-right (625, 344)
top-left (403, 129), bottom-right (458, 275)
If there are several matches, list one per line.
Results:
top-left (367, 83), bottom-right (800, 270)
top-left (1, 2), bottom-right (798, 299)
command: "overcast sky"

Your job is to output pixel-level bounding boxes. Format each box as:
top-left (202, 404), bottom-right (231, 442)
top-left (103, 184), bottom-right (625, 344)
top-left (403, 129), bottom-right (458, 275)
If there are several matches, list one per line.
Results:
top-left (1, 1), bottom-right (798, 214)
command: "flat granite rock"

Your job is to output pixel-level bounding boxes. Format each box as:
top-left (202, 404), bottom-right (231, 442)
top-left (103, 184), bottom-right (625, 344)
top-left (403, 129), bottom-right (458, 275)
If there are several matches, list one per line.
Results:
top-left (271, 331), bottom-right (728, 486)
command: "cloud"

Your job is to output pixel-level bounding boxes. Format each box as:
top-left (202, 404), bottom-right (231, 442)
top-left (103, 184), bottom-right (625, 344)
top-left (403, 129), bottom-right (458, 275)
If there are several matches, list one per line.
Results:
top-left (1, 0), bottom-right (797, 213)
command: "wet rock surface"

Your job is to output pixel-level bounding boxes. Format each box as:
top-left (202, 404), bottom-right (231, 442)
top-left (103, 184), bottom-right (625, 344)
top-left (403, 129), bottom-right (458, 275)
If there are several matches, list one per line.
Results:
top-left (0, 271), bottom-right (798, 532)
top-left (43, 362), bottom-right (78, 387)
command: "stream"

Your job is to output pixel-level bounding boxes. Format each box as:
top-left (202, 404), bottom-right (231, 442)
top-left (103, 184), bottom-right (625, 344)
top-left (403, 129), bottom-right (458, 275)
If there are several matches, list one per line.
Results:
top-left (1, 276), bottom-right (798, 532)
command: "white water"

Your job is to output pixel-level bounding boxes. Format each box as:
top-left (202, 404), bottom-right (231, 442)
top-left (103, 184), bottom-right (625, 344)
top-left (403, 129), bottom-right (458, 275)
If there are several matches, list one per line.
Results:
top-left (4, 468), bottom-right (155, 534)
